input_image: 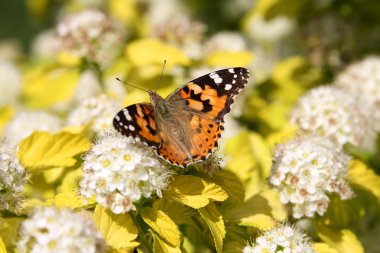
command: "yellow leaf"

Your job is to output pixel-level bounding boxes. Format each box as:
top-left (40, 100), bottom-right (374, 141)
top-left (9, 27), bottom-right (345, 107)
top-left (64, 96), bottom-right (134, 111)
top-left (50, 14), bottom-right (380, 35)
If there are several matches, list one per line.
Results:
top-left (94, 205), bottom-right (139, 251)
top-left (58, 168), bottom-right (83, 192)
top-left (56, 52), bottom-right (81, 66)
top-left (349, 160), bottom-right (380, 202)
top-left (163, 175), bottom-right (228, 209)
top-left (223, 241), bottom-right (246, 253)
top-left (108, 0), bottom-right (138, 24)
top-left (46, 191), bottom-right (89, 209)
top-left (153, 199), bottom-right (196, 225)
top-left (43, 167), bottom-right (65, 184)
top-left (18, 131), bottom-right (90, 171)
top-left (126, 39), bottom-right (190, 67)
top-left (151, 232), bottom-right (181, 253)
top-left (238, 214), bottom-right (277, 230)
top-left (23, 66), bottom-right (80, 108)
top-left (317, 226), bottom-right (364, 253)
top-left (198, 203), bottom-right (225, 253)
top-left (206, 51), bottom-right (253, 67)
top-left (0, 218), bottom-right (23, 247)
top-left (266, 124), bottom-right (297, 150)
top-left (0, 106), bottom-right (13, 134)
top-left (141, 207), bottom-right (181, 248)
top-left (0, 236), bottom-right (6, 253)
top-left (313, 243), bottom-right (339, 253)
top-left (224, 189), bottom-right (287, 224)
top-left (207, 170), bottom-right (245, 204)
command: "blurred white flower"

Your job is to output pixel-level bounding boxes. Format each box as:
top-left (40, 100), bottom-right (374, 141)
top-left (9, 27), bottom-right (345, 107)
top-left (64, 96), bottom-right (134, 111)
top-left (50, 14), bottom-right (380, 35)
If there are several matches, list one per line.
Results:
top-left (246, 15), bottom-right (295, 43)
top-left (72, 70), bottom-right (102, 103)
top-left (67, 94), bottom-right (121, 133)
top-left (57, 9), bottom-right (124, 67)
top-left (3, 111), bottom-right (62, 143)
top-left (31, 30), bottom-right (60, 59)
top-left (0, 60), bottom-right (21, 107)
top-left (270, 136), bottom-right (354, 219)
top-left (243, 224), bottom-right (315, 253)
top-left (0, 139), bottom-right (27, 212)
top-left (17, 207), bottom-right (106, 253)
top-left (335, 56), bottom-right (380, 131)
top-left (291, 86), bottom-right (377, 152)
top-left (203, 31), bottom-right (247, 55)
top-left (80, 131), bottom-right (172, 214)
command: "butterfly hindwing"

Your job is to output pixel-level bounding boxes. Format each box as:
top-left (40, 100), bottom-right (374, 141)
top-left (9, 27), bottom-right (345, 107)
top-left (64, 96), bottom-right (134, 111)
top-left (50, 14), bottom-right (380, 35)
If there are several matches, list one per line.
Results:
top-left (168, 67), bottom-right (249, 120)
top-left (113, 103), bottom-right (160, 147)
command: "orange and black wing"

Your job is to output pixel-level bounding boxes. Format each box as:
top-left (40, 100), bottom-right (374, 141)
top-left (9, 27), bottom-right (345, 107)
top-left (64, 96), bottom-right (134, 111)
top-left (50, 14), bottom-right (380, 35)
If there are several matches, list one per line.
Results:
top-left (113, 103), bottom-right (160, 147)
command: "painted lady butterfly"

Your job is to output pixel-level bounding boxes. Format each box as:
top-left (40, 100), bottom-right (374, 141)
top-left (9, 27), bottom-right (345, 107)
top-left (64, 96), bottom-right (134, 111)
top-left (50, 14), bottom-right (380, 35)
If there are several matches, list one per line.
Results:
top-left (113, 67), bottom-right (250, 167)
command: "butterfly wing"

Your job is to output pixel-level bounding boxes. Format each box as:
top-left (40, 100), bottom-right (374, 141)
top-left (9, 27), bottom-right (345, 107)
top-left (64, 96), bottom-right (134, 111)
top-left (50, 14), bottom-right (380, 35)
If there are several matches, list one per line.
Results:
top-left (113, 103), bottom-right (160, 147)
top-left (168, 67), bottom-right (249, 120)
top-left (162, 67), bottom-right (249, 166)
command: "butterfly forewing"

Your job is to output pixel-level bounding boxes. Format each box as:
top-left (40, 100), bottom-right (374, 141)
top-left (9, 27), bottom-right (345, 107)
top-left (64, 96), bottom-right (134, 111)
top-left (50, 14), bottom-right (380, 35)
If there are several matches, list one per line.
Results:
top-left (113, 103), bottom-right (160, 147)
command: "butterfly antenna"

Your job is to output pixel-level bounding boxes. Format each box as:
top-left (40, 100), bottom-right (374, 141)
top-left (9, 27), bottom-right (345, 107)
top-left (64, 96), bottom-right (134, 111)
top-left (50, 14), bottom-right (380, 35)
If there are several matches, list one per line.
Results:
top-left (116, 78), bottom-right (149, 92)
top-left (155, 59), bottom-right (167, 94)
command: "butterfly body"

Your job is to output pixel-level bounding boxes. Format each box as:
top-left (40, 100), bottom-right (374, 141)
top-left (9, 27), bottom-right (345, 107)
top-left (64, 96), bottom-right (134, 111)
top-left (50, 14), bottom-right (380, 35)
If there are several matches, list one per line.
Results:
top-left (114, 67), bottom-right (250, 167)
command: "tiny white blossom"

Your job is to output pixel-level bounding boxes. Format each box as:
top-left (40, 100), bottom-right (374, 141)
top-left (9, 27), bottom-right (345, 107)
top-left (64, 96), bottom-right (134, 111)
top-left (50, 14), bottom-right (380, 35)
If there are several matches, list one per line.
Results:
top-left (270, 136), bottom-right (354, 218)
top-left (243, 224), bottom-right (315, 253)
top-left (246, 15), bottom-right (295, 43)
top-left (335, 56), bottom-right (380, 131)
top-left (17, 207), bottom-right (106, 253)
top-left (0, 60), bottom-right (21, 107)
top-left (67, 94), bottom-right (121, 133)
top-left (290, 86), bottom-right (377, 152)
top-left (3, 111), bottom-right (62, 142)
top-left (57, 9), bottom-right (124, 67)
top-left (80, 131), bottom-right (172, 214)
top-left (0, 139), bottom-right (27, 212)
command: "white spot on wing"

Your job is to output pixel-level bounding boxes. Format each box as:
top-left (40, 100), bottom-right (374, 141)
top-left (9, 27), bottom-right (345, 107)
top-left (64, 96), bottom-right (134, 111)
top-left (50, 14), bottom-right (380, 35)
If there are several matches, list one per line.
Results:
top-left (123, 109), bottom-right (132, 121)
top-left (225, 84), bottom-right (232, 90)
top-left (232, 80), bottom-right (236, 84)
top-left (233, 74), bottom-right (237, 78)
top-left (129, 125), bottom-right (135, 131)
top-left (115, 115), bottom-right (120, 121)
top-left (228, 68), bottom-right (235, 73)
top-left (209, 73), bottom-right (223, 84)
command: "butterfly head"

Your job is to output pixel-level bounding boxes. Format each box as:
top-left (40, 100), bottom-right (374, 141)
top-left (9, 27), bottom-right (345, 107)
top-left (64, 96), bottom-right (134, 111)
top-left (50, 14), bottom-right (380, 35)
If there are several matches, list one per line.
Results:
top-left (148, 90), bottom-right (169, 114)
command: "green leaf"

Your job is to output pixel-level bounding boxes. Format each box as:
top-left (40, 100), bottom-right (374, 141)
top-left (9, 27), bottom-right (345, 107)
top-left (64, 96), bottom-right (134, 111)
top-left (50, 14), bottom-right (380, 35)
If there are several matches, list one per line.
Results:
top-left (151, 232), bottom-right (181, 253)
top-left (141, 207), bottom-right (181, 248)
top-left (163, 175), bottom-right (228, 209)
top-left (317, 225), bottom-right (364, 253)
top-left (313, 243), bottom-right (339, 253)
top-left (349, 160), bottom-right (380, 202)
top-left (153, 199), bottom-right (196, 225)
top-left (18, 131), bottom-right (90, 171)
top-left (93, 205), bottom-right (139, 251)
top-left (0, 218), bottom-right (23, 248)
top-left (198, 203), bottom-right (226, 253)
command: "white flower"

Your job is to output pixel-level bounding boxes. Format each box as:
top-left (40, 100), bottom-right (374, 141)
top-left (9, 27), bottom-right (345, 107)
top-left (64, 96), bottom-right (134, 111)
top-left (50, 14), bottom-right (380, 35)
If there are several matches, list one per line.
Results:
top-left (3, 111), bottom-right (62, 142)
top-left (67, 94), bottom-right (121, 133)
top-left (0, 139), bottom-right (27, 212)
top-left (0, 60), bottom-right (21, 107)
top-left (335, 56), bottom-right (380, 131)
top-left (203, 31), bottom-right (247, 55)
top-left (72, 70), bottom-right (102, 103)
top-left (31, 30), bottom-right (60, 59)
top-left (80, 131), bottom-right (172, 214)
top-left (57, 9), bottom-right (124, 67)
top-left (17, 207), bottom-right (106, 253)
top-left (246, 15), bottom-right (295, 43)
top-left (243, 224), bottom-right (315, 253)
top-left (290, 86), bottom-right (377, 152)
top-left (270, 136), bottom-right (354, 218)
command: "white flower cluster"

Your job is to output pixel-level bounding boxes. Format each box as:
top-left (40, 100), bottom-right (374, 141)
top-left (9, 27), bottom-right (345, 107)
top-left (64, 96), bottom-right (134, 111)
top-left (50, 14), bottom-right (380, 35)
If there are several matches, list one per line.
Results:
top-left (0, 139), bottom-right (27, 212)
top-left (335, 56), bottom-right (380, 131)
top-left (290, 86), bottom-right (376, 152)
top-left (57, 9), bottom-right (124, 66)
top-left (17, 207), bottom-right (106, 253)
top-left (80, 131), bottom-right (172, 214)
top-left (3, 111), bottom-right (62, 143)
top-left (270, 136), bottom-right (354, 218)
top-left (204, 31), bottom-right (247, 55)
top-left (243, 224), bottom-right (315, 253)
top-left (0, 60), bottom-right (21, 107)
top-left (67, 94), bottom-right (121, 133)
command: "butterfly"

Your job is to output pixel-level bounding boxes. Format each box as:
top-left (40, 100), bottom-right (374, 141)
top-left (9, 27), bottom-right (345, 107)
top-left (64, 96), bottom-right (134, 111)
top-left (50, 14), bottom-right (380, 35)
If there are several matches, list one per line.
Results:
top-left (113, 67), bottom-right (250, 167)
